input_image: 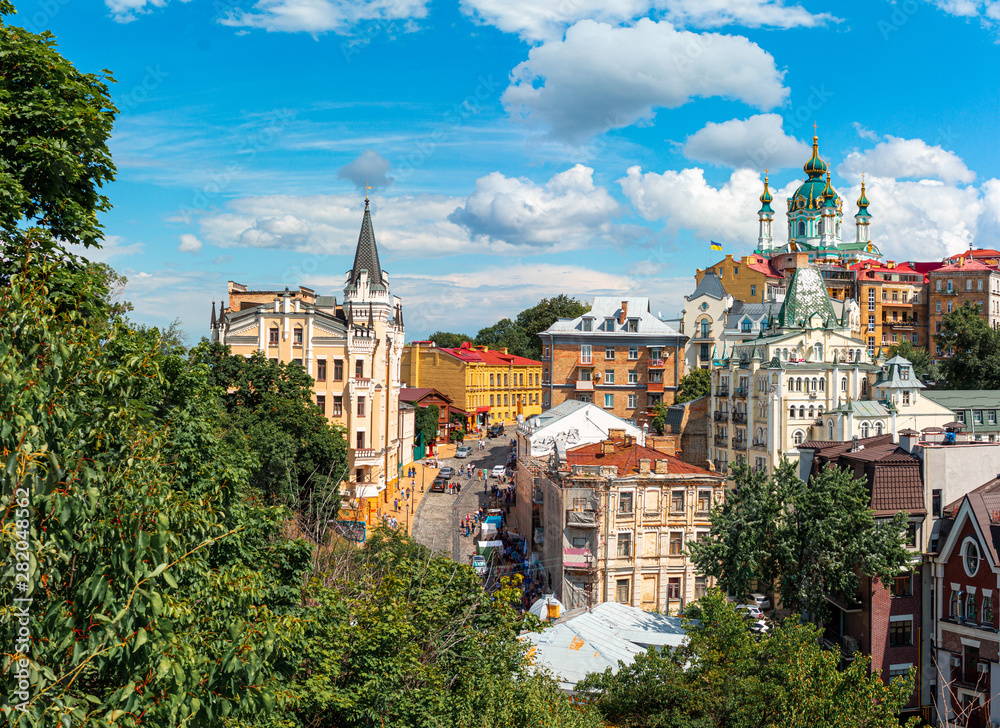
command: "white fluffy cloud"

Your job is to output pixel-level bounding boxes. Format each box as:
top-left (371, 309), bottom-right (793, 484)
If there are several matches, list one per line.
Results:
top-left (219, 0), bottom-right (428, 34)
top-left (930, 0), bottom-right (1000, 27)
top-left (460, 0), bottom-right (835, 42)
top-left (682, 114), bottom-right (810, 170)
top-left (178, 234), bottom-right (204, 253)
top-left (105, 0), bottom-right (183, 23)
top-left (839, 135), bottom-right (975, 185)
top-left (337, 150), bottom-right (394, 191)
top-left (502, 19), bottom-right (788, 142)
top-left (199, 167), bottom-right (627, 255)
top-left (449, 165), bottom-right (625, 248)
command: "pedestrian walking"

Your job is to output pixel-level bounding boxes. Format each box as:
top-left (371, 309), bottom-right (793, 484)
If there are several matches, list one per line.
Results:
top-left (394, 498), bottom-right (399, 511)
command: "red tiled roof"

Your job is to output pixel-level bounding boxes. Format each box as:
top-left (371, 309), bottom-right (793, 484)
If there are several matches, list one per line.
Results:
top-left (566, 440), bottom-right (718, 477)
top-left (399, 387), bottom-right (453, 404)
top-left (955, 249), bottom-right (1000, 260)
top-left (933, 259), bottom-right (996, 273)
top-left (745, 254), bottom-right (782, 279)
top-left (870, 464), bottom-right (925, 517)
top-left (909, 261), bottom-right (944, 275)
top-left (849, 260), bottom-right (922, 278)
top-left (439, 344), bottom-right (542, 367)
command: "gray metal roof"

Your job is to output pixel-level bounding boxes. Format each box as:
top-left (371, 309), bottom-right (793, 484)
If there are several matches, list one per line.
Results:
top-left (686, 272), bottom-right (727, 301)
top-left (346, 200), bottom-right (387, 292)
top-left (923, 391), bottom-right (1000, 409)
top-left (873, 355), bottom-right (925, 390)
top-left (542, 296), bottom-right (682, 337)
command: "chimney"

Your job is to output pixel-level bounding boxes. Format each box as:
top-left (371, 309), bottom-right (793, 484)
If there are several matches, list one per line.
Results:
top-left (601, 440), bottom-right (615, 455)
top-left (619, 300), bottom-right (628, 324)
top-left (638, 458), bottom-right (651, 475)
top-left (653, 459), bottom-right (670, 475)
top-left (608, 428), bottom-right (626, 441)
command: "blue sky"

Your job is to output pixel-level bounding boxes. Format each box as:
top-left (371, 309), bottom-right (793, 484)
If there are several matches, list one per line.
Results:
top-left (16, 0), bottom-right (1000, 341)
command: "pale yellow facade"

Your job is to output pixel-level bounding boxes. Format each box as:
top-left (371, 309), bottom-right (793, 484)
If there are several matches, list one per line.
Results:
top-left (401, 342), bottom-right (543, 426)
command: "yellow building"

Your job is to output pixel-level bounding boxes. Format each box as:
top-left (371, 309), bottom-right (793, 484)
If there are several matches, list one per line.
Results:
top-left (210, 198), bottom-right (406, 526)
top-left (695, 253), bottom-right (785, 303)
top-left (401, 342), bottom-right (543, 428)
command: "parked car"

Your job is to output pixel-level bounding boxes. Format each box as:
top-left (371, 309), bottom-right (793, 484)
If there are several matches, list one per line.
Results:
top-left (749, 619), bottom-right (770, 635)
top-left (735, 604), bottom-right (763, 620)
top-left (488, 424), bottom-right (505, 438)
top-left (749, 593), bottom-right (771, 610)
top-left (455, 445), bottom-right (473, 458)
top-left (491, 465), bottom-right (507, 478)
top-left (471, 554), bottom-right (488, 576)
top-left (429, 478), bottom-right (447, 493)
top-left (438, 467), bottom-right (455, 479)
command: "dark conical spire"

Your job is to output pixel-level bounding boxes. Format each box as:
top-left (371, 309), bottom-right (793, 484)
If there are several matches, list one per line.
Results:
top-left (210, 300), bottom-right (217, 328)
top-left (348, 197), bottom-right (386, 292)
top-left (367, 302), bottom-right (374, 328)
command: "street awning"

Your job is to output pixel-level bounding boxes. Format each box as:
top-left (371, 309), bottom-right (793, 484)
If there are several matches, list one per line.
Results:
top-left (476, 406), bottom-right (491, 413)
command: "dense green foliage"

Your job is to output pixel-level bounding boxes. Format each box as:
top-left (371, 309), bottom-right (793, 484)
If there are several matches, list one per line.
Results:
top-left (675, 368), bottom-right (712, 404)
top-left (934, 302), bottom-right (1000, 389)
top-left (475, 295), bottom-right (590, 360)
top-left (577, 592), bottom-right (918, 728)
top-left (886, 339), bottom-right (932, 380)
top-left (428, 331), bottom-right (473, 348)
top-left (0, 5), bottom-right (117, 247)
top-left (188, 342), bottom-right (348, 524)
top-left (414, 403), bottom-right (440, 446)
top-left (688, 461), bottom-right (911, 623)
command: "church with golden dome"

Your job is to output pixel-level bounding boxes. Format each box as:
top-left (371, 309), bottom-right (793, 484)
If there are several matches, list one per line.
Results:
top-left (756, 134), bottom-right (881, 264)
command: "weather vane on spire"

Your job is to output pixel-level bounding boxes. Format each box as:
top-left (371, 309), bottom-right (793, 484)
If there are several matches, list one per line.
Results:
top-left (365, 181), bottom-right (373, 207)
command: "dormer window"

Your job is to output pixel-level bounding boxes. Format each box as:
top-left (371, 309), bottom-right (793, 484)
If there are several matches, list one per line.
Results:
top-left (901, 366), bottom-right (909, 380)
top-left (741, 319), bottom-right (752, 333)
top-left (627, 319), bottom-right (638, 333)
top-left (605, 318), bottom-right (615, 331)
top-left (582, 318), bottom-right (592, 332)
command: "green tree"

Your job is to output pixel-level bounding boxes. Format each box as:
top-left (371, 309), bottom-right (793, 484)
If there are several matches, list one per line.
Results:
top-left (935, 302), bottom-right (1000, 389)
top-left (0, 3), bottom-right (117, 248)
top-left (475, 317), bottom-right (531, 357)
top-left (429, 330), bottom-right (473, 348)
top-left (676, 367), bottom-right (712, 404)
top-left (514, 294), bottom-right (590, 360)
top-left (414, 403), bottom-right (440, 446)
top-left (577, 592), bottom-right (918, 728)
top-left (886, 338), bottom-right (932, 380)
top-left (689, 461), bottom-right (911, 623)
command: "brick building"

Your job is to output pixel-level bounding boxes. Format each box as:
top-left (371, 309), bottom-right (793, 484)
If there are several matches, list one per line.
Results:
top-left (538, 297), bottom-right (687, 426)
top-left (398, 387), bottom-right (456, 444)
top-left (928, 259), bottom-right (1000, 360)
top-left (695, 253), bottom-right (784, 303)
top-left (798, 435), bottom-right (926, 719)
top-left (535, 432), bottom-right (725, 613)
top-left (211, 198), bottom-right (405, 526)
top-left (852, 260), bottom-right (927, 352)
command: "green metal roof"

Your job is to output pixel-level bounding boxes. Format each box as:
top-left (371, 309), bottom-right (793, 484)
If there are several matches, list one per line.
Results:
top-left (777, 267), bottom-right (839, 329)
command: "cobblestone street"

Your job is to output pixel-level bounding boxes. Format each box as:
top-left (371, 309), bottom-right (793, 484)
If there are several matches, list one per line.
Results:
top-left (412, 427), bottom-right (514, 564)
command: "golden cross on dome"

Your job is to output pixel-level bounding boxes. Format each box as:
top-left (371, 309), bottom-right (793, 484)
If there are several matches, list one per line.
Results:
top-left (813, 121), bottom-right (818, 133)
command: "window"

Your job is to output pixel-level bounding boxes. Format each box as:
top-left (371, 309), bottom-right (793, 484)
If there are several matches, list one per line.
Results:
top-left (604, 393), bottom-right (614, 408)
top-left (355, 468), bottom-right (364, 483)
top-left (741, 319), bottom-right (752, 333)
top-left (615, 578), bottom-right (630, 603)
top-left (951, 590), bottom-right (961, 618)
top-left (984, 597), bottom-right (994, 626)
top-left (543, 368), bottom-right (549, 382)
top-left (936, 301), bottom-right (942, 313)
top-left (490, 394), bottom-right (495, 406)
top-left (667, 577), bottom-right (681, 600)
top-left (888, 619), bottom-right (912, 646)
top-left (628, 371), bottom-right (638, 384)
top-left (902, 390), bottom-right (910, 405)
top-left (357, 397), bottom-right (366, 417)
top-left (957, 410), bottom-right (966, 424)
top-left (965, 539), bottom-right (981, 576)
top-left (875, 421), bottom-right (884, 435)
top-left (605, 369), bottom-right (615, 385)
top-left (798, 221), bottom-right (805, 236)
top-left (975, 410), bottom-right (984, 425)
top-left (504, 374), bottom-right (509, 386)
top-left (504, 394), bottom-right (509, 406)
top-left (793, 430), bottom-right (805, 445)
top-left (315, 395), bottom-right (325, 414)
top-left (293, 327), bottom-right (303, 344)
top-left (697, 490), bottom-right (711, 514)
top-left (651, 347), bottom-right (661, 360)
top-left (751, 285), bottom-right (756, 297)
top-left (332, 396), bottom-right (343, 416)
top-left (618, 492), bottom-right (634, 514)
top-left (605, 346), bottom-right (615, 359)
top-left (967, 279), bottom-right (973, 291)
top-left (519, 373), bottom-right (524, 386)
top-left (868, 315), bottom-right (875, 332)
top-left (490, 373), bottom-right (495, 387)
top-left (268, 327), bottom-right (279, 345)
top-left (669, 532), bottom-right (683, 555)
top-left (671, 490), bottom-right (685, 512)
top-left (316, 359), bottom-right (327, 381)
top-left (991, 411), bottom-right (998, 424)
top-left (293, 358), bottom-right (302, 366)
top-left (860, 422), bottom-right (869, 438)
top-left (355, 359), bottom-right (364, 378)
top-left (888, 665), bottom-right (912, 683)
top-left (616, 533), bottom-right (632, 558)
top-left (628, 346), bottom-right (639, 360)
top-left (932, 489), bottom-right (942, 517)
top-left (355, 431), bottom-right (365, 449)
top-left (967, 595), bottom-right (978, 622)
top-left (582, 318), bottom-right (592, 332)
top-left (627, 319), bottom-right (638, 333)
top-left (580, 345), bottom-right (592, 363)
top-left (979, 279), bottom-right (984, 291)
top-left (627, 394), bottom-right (637, 408)
top-left (695, 576), bottom-right (708, 599)
top-left (892, 572), bottom-right (912, 597)
top-left (947, 301), bottom-right (953, 313)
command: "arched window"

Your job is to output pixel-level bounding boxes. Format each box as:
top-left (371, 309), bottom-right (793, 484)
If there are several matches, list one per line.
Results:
top-left (268, 326), bottom-right (279, 345)
top-left (817, 405), bottom-right (824, 415)
top-left (799, 406), bottom-right (806, 418)
top-left (756, 427), bottom-right (763, 441)
top-left (860, 422), bottom-right (870, 438)
top-left (827, 420), bottom-right (834, 440)
top-left (861, 378), bottom-right (868, 396)
top-left (796, 378), bottom-right (803, 391)
top-left (819, 378), bottom-right (825, 391)
top-left (798, 221), bottom-right (805, 237)
top-left (808, 406), bottom-right (815, 419)
top-left (812, 378), bottom-right (818, 391)
top-left (789, 405), bottom-right (796, 418)
top-left (793, 430), bottom-right (805, 445)
top-left (788, 379), bottom-right (794, 392)
top-left (813, 343), bottom-right (822, 361)
top-left (856, 349), bottom-right (862, 362)
top-left (841, 377), bottom-right (848, 392)
top-left (699, 318), bottom-right (711, 338)
top-left (875, 421), bottom-right (884, 435)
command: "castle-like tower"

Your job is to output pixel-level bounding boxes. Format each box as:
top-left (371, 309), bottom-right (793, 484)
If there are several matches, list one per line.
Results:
top-left (758, 135), bottom-right (881, 264)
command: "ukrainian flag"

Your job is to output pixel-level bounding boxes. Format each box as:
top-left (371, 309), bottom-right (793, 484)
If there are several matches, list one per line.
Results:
top-left (710, 241), bottom-right (723, 251)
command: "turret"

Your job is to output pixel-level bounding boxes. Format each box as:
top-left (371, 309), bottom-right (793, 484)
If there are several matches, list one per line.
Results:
top-left (855, 176), bottom-right (872, 244)
top-left (820, 172), bottom-right (837, 247)
top-left (758, 171), bottom-right (774, 251)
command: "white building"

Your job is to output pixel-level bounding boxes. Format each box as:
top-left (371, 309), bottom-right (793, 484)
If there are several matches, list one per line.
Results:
top-left (681, 272), bottom-right (733, 372)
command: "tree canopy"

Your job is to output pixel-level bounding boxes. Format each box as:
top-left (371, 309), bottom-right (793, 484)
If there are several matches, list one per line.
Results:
top-left (675, 367), bottom-right (712, 404)
top-left (577, 592), bottom-right (918, 728)
top-left (473, 295), bottom-right (590, 360)
top-left (886, 338), bottom-right (932, 380)
top-left (688, 461), bottom-right (911, 623)
top-left (428, 330), bottom-right (473, 348)
top-left (934, 302), bottom-right (1000, 389)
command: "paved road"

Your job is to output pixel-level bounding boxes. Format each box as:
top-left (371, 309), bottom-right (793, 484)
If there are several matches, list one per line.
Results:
top-left (412, 430), bottom-right (514, 564)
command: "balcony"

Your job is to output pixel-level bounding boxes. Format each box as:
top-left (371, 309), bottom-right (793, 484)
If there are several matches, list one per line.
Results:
top-left (714, 435), bottom-right (729, 447)
top-left (881, 298), bottom-right (913, 307)
top-left (884, 319), bottom-right (916, 330)
top-left (566, 509), bottom-right (599, 529)
top-left (716, 388), bottom-right (730, 398)
top-left (712, 459), bottom-right (728, 475)
top-left (350, 448), bottom-right (380, 464)
top-left (575, 379), bottom-right (594, 391)
top-left (732, 411), bottom-right (747, 424)
top-left (951, 661), bottom-right (990, 689)
top-left (648, 359), bottom-right (665, 369)
top-left (731, 438), bottom-right (747, 451)
top-left (646, 381), bottom-right (664, 393)
top-left (751, 439), bottom-right (767, 450)
top-left (714, 411), bottom-right (729, 422)
top-left (733, 387), bottom-right (748, 399)
top-left (578, 354), bottom-right (593, 365)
